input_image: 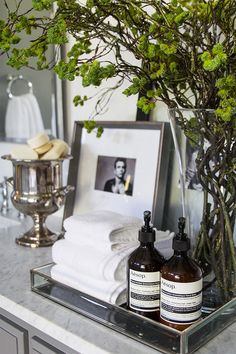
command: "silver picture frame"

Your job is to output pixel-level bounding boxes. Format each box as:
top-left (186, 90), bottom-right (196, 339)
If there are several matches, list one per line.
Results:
top-left (63, 121), bottom-right (171, 229)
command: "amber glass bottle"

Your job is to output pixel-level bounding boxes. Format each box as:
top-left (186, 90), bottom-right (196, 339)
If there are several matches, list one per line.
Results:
top-left (160, 217), bottom-right (202, 331)
top-left (127, 211), bottom-right (165, 321)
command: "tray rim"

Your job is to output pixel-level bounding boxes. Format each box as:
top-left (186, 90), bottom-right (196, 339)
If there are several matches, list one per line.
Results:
top-left (30, 262), bottom-right (236, 354)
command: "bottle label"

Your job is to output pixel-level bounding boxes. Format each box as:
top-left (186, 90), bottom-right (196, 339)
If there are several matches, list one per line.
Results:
top-left (129, 270), bottom-right (160, 311)
top-left (160, 278), bottom-right (202, 324)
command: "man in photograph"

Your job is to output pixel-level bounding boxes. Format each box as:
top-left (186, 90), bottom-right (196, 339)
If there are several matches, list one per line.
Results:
top-left (185, 148), bottom-right (203, 191)
top-left (104, 157), bottom-right (133, 196)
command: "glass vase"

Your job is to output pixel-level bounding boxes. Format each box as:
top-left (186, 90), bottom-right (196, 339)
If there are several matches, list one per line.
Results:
top-left (168, 108), bottom-right (236, 306)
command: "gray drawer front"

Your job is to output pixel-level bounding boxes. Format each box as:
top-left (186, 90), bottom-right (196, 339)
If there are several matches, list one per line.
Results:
top-left (0, 317), bottom-right (27, 354)
top-left (31, 336), bottom-right (66, 354)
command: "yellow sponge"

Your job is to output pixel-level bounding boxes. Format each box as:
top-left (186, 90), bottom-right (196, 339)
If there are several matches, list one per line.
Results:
top-left (35, 142), bottom-right (53, 155)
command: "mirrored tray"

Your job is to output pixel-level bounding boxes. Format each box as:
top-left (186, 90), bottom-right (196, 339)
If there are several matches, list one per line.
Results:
top-left (31, 263), bottom-right (236, 354)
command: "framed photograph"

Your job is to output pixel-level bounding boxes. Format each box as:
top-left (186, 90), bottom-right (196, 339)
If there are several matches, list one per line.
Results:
top-left (185, 142), bottom-right (203, 192)
top-left (64, 121), bottom-right (171, 229)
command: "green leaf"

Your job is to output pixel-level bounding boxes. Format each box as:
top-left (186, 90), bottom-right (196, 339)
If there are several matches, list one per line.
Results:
top-left (137, 97), bottom-right (155, 114)
top-left (47, 18), bottom-right (68, 44)
top-left (96, 126), bottom-right (104, 138)
top-left (160, 43), bottom-right (177, 55)
top-left (32, 0), bottom-right (54, 11)
top-left (80, 61), bottom-right (116, 87)
top-left (84, 120), bottom-right (96, 133)
top-left (123, 77), bottom-right (148, 96)
top-left (200, 44), bottom-right (227, 71)
top-left (73, 95), bottom-right (88, 107)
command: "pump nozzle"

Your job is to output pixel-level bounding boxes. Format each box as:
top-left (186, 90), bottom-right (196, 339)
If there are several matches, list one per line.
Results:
top-left (138, 210), bottom-right (155, 242)
top-left (143, 210), bottom-right (152, 232)
top-left (178, 217), bottom-right (186, 237)
top-left (173, 216), bottom-right (190, 251)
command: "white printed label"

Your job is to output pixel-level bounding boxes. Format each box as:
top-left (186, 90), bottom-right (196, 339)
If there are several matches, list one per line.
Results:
top-left (160, 278), bottom-right (202, 324)
top-left (129, 270), bottom-right (160, 312)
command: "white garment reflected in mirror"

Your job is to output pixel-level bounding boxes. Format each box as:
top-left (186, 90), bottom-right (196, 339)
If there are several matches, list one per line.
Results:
top-left (5, 90), bottom-right (45, 140)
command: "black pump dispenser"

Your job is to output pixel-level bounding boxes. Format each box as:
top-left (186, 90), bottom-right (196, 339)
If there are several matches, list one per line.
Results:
top-left (127, 210), bottom-right (165, 321)
top-left (172, 217), bottom-right (190, 252)
top-left (160, 216), bottom-right (203, 330)
top-left (138, 210), bottom-right (155, 243)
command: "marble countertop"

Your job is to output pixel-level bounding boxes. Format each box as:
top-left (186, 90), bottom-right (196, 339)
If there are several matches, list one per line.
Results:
top-left (0, 218), bottom-right (235, 354)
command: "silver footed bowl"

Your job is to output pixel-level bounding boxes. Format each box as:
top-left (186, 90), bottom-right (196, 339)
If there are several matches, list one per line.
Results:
top-left (1, 154), bottom-right (74, 248)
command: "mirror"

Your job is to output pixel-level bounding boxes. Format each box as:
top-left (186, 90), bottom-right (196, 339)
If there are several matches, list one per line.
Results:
top-left (0, 1), bottom-right (64, 141)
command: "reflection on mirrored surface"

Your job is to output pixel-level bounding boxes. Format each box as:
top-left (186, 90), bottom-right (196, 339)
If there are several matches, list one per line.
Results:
top-left (0, 1), bottom-right (64, 141)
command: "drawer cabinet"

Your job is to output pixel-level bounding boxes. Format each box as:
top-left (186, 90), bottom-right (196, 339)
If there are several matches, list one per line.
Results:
top-left (31, 336), bottom-right (66, 354)
top-left (0, 316), bottom-right (28, 354)
top-left (0, 310), bottom-right (79, 354)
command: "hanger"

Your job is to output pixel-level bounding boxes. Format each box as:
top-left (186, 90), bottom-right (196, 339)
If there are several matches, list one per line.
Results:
top-left (7, 75), bottom-right (33, 99)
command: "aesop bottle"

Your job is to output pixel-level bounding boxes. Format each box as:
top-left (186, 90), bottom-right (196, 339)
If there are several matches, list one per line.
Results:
top-left (127, 211), bottom-right (165, 321)
top-left (160, 217), bottom-right (202, 330)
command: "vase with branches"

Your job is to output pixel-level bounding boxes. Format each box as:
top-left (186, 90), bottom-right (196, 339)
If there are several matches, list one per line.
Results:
top-left (1, 0), bottom-right (235, 301)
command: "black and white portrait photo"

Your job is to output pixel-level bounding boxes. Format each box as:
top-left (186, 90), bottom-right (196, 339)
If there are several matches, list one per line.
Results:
top-left (185, 144), bottom-right (203, 191)
top-left (94, 155), bottom-right (136, 196)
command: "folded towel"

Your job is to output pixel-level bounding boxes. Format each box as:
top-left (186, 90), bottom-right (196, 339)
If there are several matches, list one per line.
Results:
top-left (5, 92), bottom-right (44, 139)
top-left (63, 210), bottom-right (142, 250)
top-left (63, 211), bottom-right (173, 251)
top-left (64, 233), bottom-right (138, 253)
top-left (51, 264), bottom-right (126, 305)
top-left (52, 239), bottom-right (135, 281)
top-left (64, 228), bottom-right (174, 253)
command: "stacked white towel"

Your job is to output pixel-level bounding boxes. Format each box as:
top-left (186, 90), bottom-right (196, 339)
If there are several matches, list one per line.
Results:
top-left (51, 210), bottom-right (174, 305)
top-left (52, 239), bottom-right (134, 282)
top-left (51, 264), bottom-right (127, 305)
top-left (5, 93), bottom-right (44, 139)
top-left (63, 210), bottom-right (142, 252)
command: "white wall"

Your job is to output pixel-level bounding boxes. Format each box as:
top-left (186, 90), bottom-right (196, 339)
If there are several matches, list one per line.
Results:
top-left (65, 77), bottom-right (139, 141)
